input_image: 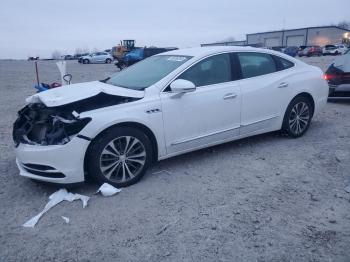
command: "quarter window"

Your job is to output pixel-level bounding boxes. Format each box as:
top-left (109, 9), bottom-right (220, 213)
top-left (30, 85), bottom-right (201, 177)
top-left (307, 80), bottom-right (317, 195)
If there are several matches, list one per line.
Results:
top-left (177, 53), bottom-right (232, 87)
top-left (237, 52), bottom-right (277, 78)
top-left (279, 57), bottom-right (294, 70)
top-left (272, 55), bottom-right (294, 70)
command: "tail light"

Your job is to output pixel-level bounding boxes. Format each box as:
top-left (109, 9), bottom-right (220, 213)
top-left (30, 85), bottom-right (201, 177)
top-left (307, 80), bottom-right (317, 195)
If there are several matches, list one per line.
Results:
top-left (324, 74), bottom-right (334, 81)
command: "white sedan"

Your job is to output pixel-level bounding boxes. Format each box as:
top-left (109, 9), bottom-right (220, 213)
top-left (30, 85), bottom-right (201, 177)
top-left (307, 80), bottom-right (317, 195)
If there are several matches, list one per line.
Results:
top-left (79, 52), bottom-right (113, 64)
top-left (13, 46), bottom-right (328, 187)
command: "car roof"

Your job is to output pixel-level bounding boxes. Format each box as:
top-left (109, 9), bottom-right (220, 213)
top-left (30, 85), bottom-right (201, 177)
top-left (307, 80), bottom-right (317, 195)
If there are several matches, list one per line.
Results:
top-left (158, 46), bottom-right (272, 57)
top-left (157, 46), bottom-right (303, 63)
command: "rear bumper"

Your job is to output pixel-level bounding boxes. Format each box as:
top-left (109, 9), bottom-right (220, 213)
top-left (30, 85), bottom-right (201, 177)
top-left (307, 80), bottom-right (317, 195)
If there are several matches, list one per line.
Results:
top-left (15, 136), bottom-right (90, 184)
top-left (329, 84), bottom-right (350, 93)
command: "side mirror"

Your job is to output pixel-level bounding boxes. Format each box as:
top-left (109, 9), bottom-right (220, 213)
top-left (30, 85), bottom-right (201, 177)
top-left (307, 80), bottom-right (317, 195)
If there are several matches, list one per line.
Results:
top-left (170, 79), bottom-right (196, 93)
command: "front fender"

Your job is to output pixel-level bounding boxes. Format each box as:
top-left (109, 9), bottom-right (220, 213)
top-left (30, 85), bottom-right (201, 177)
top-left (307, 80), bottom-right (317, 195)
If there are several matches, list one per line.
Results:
top-left (78, 100), bottom-right (166, 158)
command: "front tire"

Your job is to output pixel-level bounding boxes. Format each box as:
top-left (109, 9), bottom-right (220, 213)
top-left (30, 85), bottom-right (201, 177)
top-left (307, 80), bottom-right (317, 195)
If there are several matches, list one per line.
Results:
top-left (282, 96), bottom-right (313, 138)
top-left (105, 58), bottom-right (112, 64)
top-left (86, 126), bottom-right (153, 187)
top-left (83, 59), bottom-right (90, 64)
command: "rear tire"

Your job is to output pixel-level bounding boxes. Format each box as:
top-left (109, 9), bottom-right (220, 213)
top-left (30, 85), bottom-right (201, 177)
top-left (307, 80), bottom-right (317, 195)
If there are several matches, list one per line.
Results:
top-left (86, 126), bottom-right (153, 187)
top-left (282, 96), bottom-right (313, 138)
top-left (83, 59), bottom-right (90, 64)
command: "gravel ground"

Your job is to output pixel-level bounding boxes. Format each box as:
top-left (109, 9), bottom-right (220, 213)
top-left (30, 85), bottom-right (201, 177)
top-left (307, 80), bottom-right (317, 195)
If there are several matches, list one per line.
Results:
top-left (0, 56), bottom-right (350, 262)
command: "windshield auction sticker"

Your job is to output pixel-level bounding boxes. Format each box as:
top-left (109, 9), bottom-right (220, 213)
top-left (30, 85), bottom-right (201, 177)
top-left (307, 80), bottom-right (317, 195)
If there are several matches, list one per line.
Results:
top-left (167, 56), bottom-right (187, 62)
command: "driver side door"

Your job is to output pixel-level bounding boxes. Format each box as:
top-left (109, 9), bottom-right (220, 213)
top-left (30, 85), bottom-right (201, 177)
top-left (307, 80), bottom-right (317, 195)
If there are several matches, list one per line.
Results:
top-left (160, 53), bottom-right (241, 155)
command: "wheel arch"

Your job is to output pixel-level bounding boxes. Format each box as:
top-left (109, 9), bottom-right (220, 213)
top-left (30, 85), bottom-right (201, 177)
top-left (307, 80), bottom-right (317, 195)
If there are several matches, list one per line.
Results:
top-left (83, 121), bottom-right (159, 178)
top-left (291, 92), bottom-right (315, 116)
top-left (283, 92), bottom-right (315, 119)
top-left (281, 91), bottom-right (315, 132)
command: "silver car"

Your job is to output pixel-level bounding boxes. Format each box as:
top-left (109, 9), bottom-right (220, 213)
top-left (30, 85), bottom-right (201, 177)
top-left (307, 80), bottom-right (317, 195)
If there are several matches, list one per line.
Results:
top-left (80, 52), bottom-right (113, 64)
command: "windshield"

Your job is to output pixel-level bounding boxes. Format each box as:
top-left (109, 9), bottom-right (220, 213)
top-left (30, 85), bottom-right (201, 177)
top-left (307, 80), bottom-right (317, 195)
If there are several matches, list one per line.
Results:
top-left (106, 55), bottom-right (192, 90)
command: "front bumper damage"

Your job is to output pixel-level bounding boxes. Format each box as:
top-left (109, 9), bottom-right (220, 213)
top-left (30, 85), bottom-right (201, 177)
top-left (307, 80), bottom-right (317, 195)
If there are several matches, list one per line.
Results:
top-left (15, 137), bottom-right (90, 183)
top-left (13, 103), bottom-right (91, 146)
top-left (13, 86), bottom-right (143, 184)
top-left (13, 103), bottom-right (92, 183)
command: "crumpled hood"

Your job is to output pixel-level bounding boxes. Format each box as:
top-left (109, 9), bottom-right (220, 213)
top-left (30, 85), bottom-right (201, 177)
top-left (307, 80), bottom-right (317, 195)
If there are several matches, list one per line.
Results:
top-left (333, 54), bottom-right (350, 72)
top-left (26, 81), bottom-right (145, 107)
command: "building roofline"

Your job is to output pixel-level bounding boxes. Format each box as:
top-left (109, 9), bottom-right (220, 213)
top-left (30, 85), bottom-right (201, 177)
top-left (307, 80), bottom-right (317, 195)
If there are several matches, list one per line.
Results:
top-left (201, 40), bottom-right (246, 46)
top-left (246, 26), bottom-right (350, 36)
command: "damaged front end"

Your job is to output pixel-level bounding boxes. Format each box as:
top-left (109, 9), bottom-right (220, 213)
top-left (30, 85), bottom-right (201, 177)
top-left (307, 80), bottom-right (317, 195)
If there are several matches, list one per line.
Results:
top-left (13, 103), bottom-right (91, 147)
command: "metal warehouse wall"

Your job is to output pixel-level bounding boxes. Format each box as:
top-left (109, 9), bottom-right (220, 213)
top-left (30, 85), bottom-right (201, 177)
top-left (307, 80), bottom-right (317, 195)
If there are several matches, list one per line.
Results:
top-left (201, 27), bottom-right (350, 48)
top-left (307, 27), bottom-right (347, 46)
top-left (246, 27), bottom-right (349, 47)
top-left (247, 32), bottom-right (284, 47)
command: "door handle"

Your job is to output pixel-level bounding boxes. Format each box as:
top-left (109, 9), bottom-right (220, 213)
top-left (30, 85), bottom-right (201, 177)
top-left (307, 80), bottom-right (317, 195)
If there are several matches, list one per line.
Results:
top-left (278, 82), bottom-right (289, 88)
top-left (223, 93), bottom-right (237, 100)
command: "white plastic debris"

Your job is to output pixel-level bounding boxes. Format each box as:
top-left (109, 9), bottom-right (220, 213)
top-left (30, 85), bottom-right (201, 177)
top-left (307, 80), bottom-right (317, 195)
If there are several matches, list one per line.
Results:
top-left (23, 189), bottom-right (89, 228)
top-left (61, 216), bottom-right (70, 224)
top-left (56, 61), bottom-right (67, 85)
top-left (96, 183), bottom-right (122, 197)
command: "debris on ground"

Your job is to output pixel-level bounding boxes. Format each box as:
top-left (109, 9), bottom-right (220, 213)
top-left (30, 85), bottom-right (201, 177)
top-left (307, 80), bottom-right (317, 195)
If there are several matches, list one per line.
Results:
top-left (152, 170), bottom-right (172, 175)
top-left (157, 218), bottom-right (180, 235)
top-left (96, 183), bottom-right (122, 197)
top-left (61, 216), bottom-right (70, 224)
top-left (23, 189), bottom-right (89, 228)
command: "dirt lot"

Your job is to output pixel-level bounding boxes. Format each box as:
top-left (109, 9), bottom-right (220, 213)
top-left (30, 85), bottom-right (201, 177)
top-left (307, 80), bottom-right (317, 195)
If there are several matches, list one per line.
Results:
top-left (0, 56), bottom-right (350, 262)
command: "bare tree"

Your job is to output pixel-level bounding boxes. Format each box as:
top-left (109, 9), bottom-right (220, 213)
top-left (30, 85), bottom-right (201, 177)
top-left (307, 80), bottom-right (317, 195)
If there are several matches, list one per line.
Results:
top-left (216, 36), bottom-right (236, 43)
top-left (74, 48), bottom-right (83, 55)
top-left (337, 21), bottom-right (350, 30)
top-left (51, 50), bottom-right (61, 60)
top-left (82, 47), bottom-right (90, 54)
top-left (223, 36), bottom-right (236, 42)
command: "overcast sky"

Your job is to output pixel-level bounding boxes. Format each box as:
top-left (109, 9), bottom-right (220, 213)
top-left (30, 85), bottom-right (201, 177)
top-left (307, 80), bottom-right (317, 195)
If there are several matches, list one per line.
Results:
top-left (1, 0), bottom-right (349, 59)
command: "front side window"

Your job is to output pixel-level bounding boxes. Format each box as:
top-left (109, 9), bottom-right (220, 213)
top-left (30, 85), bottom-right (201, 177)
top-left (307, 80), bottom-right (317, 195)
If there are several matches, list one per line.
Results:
top-left (106, 55), bottom-right (191, 90)
top-left (237, 52), bottom-right (277, 79)
top-left (177, 53), bottom-right (231, 87)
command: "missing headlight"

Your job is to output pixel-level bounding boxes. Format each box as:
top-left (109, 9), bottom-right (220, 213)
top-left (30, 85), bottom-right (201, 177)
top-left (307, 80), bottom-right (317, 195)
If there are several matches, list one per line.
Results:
top-left (13, 103), bottom-right (91, 146)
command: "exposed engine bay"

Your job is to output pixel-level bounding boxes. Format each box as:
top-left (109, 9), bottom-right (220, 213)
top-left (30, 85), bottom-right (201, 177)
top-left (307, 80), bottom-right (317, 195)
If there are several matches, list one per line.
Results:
top-left (13, 93), bottom-right (141, 146)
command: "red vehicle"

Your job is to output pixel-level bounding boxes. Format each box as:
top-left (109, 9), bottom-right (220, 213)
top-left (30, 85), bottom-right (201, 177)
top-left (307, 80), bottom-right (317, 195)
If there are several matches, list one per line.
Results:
top-left (298, 46), bottom-right (322, 57)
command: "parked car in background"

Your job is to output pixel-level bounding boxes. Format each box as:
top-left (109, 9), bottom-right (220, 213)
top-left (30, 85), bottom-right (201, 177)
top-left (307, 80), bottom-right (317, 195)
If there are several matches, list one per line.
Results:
top-left (284, 46), bottom-right (299, 57)
top-left (297, 46), bottom-right (308, 56)
top-left (79, 52), bottom-right (113, 64)
top-left (63, 55), bottom-right (74, 60)
top-left (323, 44), bottom-right (348, 56)
top-left (75, 53), bottom-right (89, 61)
top-left (13, 46), bottom-right (328, 187)
top-left (115, 47), bottom-right (178, 70)
top-left (271, 46), bottom-right (286, 53)
top-left (325, 49), bottom-right (350, 96)
top-left (27, 56), bottom-right (39, 61)
top-left (299, 46), bottom-right (322, 57)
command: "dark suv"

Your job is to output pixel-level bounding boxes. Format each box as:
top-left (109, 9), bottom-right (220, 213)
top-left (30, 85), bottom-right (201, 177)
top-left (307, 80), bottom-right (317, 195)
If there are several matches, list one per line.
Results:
top-left (298, 46), bottom-right (322, 57)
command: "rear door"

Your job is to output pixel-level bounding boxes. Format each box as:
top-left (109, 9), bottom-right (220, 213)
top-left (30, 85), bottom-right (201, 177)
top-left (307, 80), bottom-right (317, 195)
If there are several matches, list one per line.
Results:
top-left (235, 52), bottom-right (294, 134)
top-left (160, 53), bottom-right (241, 155)
top-left (97, 52), bottom-right (106, 63)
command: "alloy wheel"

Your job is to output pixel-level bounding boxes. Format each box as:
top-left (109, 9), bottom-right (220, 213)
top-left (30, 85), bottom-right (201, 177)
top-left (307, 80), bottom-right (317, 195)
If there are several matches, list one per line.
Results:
top-left (288, 102), bottom-right (310, 135)
top-left (99, 136), bottom-right (146, 183)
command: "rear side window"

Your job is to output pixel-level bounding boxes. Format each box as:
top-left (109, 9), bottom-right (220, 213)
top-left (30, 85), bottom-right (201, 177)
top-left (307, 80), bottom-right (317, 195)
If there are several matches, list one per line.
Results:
top-left (272, 55), bottom-right (294, 71)
top-left (237, 52), bottom-right (277, 78)
top-left (178, 53), bottom-right (231, 87)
